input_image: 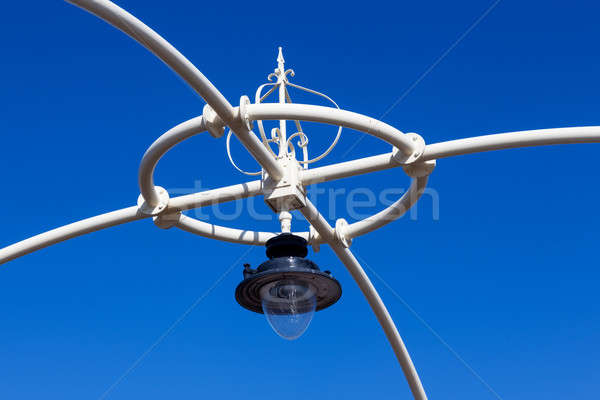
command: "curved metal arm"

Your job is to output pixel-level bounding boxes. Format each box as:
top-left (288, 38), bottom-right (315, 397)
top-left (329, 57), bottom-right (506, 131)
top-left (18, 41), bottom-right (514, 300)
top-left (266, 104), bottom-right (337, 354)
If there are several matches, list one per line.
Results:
top-left (66, 0), bottom-right (235, 122)
top-left (139, 116), bottom-right (207, 207)
top-left (176, 214), bottom-right (278, 245)
top-left (175, 214), bottom-right (311, 246)
top-left (283, 83), bottom-right (343, 165)
top-left (298, 199), bottom-right (428, 400)
top-left (173, 174), bottom-right (431, 246)
top-left (0, 206), bottom-right (146, 264)
top-left (0, 182), bottom-right (264, 265)
top-left (245, 103), bottom-right (419, 159)
top-left (346, 176), bottom-right (429, 239)
top-left (301, 126), bottom-right (600, 184)
top-left (423, 126), bottom-right (600, 160)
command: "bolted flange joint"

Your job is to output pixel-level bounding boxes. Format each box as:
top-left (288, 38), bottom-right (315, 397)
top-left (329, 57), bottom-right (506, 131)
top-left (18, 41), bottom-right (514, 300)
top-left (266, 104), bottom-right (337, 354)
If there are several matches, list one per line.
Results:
top-left (202, 104), bottom-right (226, 138)
top-left (334, 218), bottom-right (352, 248)
top-left (137, 186), bottom-right (170, 216)
top-left (402, 159), bottom-right (436, 178)
top-left (153, 211), bottom-right (182, 229)
top-left (239, 95), bottom-right (253, 131)
top-left (392, 132), bottom-right (426, 165)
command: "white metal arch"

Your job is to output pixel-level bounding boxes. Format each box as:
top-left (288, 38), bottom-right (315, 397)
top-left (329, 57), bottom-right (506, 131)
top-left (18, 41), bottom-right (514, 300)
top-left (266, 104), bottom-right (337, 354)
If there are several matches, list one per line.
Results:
top-left (0, 1), bottom-right (598, 400)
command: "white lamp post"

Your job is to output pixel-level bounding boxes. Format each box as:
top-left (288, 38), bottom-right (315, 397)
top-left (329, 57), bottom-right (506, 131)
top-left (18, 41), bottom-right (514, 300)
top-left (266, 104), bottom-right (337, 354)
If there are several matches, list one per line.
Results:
top-left (2, 1), bottom-right (599, 399)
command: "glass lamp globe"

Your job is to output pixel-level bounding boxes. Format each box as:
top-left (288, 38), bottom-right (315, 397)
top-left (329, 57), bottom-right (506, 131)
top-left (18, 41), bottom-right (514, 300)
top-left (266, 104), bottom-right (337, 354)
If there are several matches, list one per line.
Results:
top-left (260, 279), bottom-right (317, 340)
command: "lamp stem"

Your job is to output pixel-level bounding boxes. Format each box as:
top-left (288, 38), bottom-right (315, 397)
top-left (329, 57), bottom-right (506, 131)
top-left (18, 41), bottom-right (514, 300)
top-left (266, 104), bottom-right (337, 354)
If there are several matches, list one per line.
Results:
top-left (279, 211), bottom-right (292, 233)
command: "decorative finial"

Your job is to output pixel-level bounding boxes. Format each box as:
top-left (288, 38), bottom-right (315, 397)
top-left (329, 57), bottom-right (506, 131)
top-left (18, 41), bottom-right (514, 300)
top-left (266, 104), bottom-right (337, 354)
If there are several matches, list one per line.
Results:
top-left (277, 46), bottom-right (285, 72)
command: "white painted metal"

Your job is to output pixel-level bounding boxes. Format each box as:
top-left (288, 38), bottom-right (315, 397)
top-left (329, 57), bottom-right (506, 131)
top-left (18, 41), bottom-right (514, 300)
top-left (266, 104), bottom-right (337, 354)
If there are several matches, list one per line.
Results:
top-left (176, 214), bottom-right (278, 245)
top-left (298, 199), bottom-right (428, 400)
top-left (301, 126), bottom-right (600, 184)
top-left (300, 152), bottom-right (397, 184)
top-left (230, 122), bottom-right (285, 181)
top-left (65, 0), bottom-right (234, 122)
top-left (283, 81), bottom-right (343, 165)
top-left (276, 47), bottom-right (288, 156)
top-left (345, 176), bottom-right (429, 239)
top-left (167, 181), bottom-right (263, 212)
top-left (139, 116), bottom-right (207, 207)
top-left (0, 206), bottom-right (146, 264)
top-left (175, 214), bottom-right (312, 246)
top-left (250, 48), bottom-right (344, 167)
top-left (0, 180), bottom-right (268, 264)
top-left (423, 126), bottom-right (600, 160)
top-left (244, 103), bottom-right (422, 162)
top-left (2, 2), bottom-right (597, 399)
top-left (171, 173), bottom-right (427, 245)
top-left (226, 129), bottom-right (263, 176)
top-left (278, 211), bottom-right (293, 233)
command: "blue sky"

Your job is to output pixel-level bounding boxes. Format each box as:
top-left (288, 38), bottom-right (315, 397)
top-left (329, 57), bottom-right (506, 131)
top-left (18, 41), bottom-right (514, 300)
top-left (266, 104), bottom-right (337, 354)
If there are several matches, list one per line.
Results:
top-left (1, 0), bottom-right (599, 399)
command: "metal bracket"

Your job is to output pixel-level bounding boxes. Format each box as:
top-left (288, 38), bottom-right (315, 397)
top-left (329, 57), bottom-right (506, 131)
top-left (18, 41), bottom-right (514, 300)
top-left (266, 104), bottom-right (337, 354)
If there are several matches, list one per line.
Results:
top-left (137, 186), bottom-right (169, 216)
top-left (334, 218), bottom-right (352, 248)
top-left (402, 159), bottom-right (436, 178)
top-left (262, 154), bottom-right (306, 212)
top-left (153, 211), bottom-right (182, 229)
top-left (392, 132), bottom-right (426, 165)
top-left (239, 95), bottom-right (253, 131)
top-left (202, 104), bottom-right (226, 138)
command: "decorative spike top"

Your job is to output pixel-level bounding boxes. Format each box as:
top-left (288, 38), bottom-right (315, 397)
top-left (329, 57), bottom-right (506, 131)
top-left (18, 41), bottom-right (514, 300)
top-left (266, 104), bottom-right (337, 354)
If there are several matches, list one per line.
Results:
top-left (277, 46), bottom-right (285, 74)
top-left (246, 47), bottom-right (344, 169)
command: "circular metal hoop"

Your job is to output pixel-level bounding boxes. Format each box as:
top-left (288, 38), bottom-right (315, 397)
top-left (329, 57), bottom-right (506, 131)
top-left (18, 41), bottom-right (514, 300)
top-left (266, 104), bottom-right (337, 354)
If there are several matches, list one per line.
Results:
top-left (137, 104), bottom-right (433, 246)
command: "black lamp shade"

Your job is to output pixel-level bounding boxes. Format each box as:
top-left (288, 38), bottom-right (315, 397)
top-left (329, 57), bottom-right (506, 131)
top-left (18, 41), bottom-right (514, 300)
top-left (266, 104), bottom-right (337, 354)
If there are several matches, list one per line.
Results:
top-left (235, 234), bottom-right (342, 314)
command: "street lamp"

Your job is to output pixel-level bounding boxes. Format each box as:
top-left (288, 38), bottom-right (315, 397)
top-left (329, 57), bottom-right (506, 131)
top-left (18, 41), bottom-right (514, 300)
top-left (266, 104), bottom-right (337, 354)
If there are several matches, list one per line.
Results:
top-left (235, 233), bottom-right (341, 340)
top-left (1, 1), bottom-right (599, 400)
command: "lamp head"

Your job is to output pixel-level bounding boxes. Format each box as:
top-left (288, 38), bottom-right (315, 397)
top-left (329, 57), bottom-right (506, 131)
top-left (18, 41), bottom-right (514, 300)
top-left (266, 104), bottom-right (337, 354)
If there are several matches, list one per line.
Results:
top-left (235, 233), bottom-right (342, 340)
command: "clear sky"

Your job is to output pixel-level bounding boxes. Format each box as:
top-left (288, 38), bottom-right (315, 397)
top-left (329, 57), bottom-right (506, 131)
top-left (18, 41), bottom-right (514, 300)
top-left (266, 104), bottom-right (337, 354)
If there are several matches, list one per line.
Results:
top-left (0, 1), bottom-right (599, 399)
